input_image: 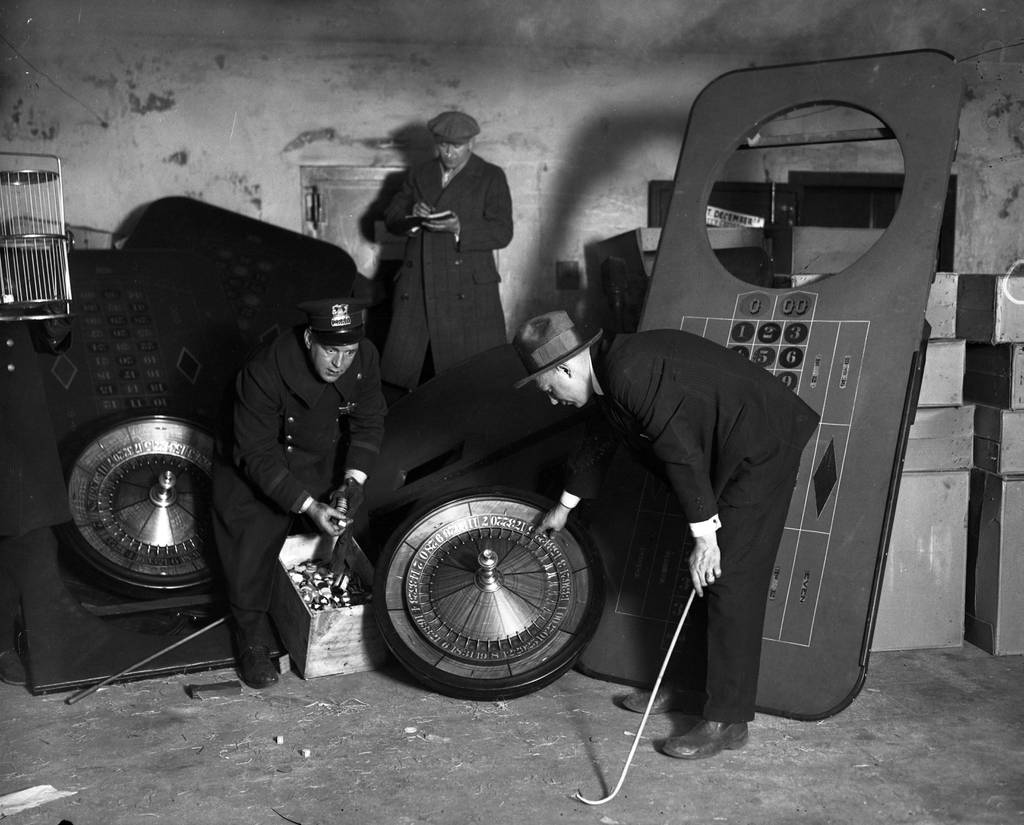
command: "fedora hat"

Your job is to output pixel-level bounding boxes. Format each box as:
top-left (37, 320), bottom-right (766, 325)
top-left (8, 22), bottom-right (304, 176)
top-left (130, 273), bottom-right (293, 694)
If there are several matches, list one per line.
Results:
top-left (512, 311), bottom-right (601, 389)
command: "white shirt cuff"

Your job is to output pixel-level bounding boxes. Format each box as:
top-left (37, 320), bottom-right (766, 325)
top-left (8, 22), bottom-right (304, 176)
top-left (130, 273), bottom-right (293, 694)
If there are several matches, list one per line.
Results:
top-left (689, 514), bottom-right (721, 538)
top-left (559, 491), bottom-right (581, 509)
top-left (298, 495), bottom-right (315, 514)
top-left (345, 469), bottom-right (368, 485)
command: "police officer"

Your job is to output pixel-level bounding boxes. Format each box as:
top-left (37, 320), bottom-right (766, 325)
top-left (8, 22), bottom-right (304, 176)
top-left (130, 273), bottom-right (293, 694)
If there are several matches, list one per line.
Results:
top-left (212, 298), bottom-right (386, 688)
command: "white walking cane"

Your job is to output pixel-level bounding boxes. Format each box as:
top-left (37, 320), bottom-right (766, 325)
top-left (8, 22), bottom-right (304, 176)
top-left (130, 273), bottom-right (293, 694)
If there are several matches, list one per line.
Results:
top-left (574, 588), bottom-right (697, 806)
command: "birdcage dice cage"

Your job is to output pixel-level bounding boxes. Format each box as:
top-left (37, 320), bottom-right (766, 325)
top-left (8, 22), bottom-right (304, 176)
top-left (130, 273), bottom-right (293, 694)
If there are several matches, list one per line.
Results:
top-left (0, 152), bottom-right (73, 322)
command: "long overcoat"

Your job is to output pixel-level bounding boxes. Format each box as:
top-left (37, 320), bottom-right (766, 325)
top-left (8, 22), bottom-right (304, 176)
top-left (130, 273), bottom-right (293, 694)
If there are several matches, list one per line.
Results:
top-left (211, 327), bottom-right (386, 617)
top-left (381, 153), bottom-right (513, 388)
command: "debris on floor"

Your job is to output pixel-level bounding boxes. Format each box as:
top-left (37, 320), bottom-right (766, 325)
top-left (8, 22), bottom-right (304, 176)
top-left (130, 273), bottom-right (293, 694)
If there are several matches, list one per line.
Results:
top-left (0, 784), bottom-right (77, 816)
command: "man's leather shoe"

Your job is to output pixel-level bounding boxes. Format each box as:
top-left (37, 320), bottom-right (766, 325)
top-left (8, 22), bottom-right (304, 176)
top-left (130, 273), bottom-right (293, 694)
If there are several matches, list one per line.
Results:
top-left (239, 645), bottom-right (278, 689)
top-left (662, 720), bottom-right (749, 759)
top-left (0, 649), bottom-right (26, 686)
top-left (621, 685), bottom-right (690, 714)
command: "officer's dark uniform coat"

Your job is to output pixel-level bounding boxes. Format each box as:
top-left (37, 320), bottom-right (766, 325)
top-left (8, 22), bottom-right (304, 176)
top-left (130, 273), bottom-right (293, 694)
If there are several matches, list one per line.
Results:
top-left (212, 327), bottom-right (386, 636)
top-left (566, 330), bottom-right (820, 722)
top-left (382, 153), bottom-right (513, 388)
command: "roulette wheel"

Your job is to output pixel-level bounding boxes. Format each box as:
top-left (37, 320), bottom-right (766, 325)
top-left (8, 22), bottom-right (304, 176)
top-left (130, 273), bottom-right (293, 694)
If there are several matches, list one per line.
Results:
top-left (374, 488), bottom-right (604, 699)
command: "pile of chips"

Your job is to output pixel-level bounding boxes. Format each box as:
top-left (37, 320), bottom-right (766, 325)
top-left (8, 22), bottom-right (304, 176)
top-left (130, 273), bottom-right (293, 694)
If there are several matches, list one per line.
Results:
top-left (287, 560), bottom-right (371, 612)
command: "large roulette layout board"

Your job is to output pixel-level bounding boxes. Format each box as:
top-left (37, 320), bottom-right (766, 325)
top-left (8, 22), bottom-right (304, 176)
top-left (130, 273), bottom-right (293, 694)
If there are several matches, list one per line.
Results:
top-left (576, 51), bottom-right (963, 718)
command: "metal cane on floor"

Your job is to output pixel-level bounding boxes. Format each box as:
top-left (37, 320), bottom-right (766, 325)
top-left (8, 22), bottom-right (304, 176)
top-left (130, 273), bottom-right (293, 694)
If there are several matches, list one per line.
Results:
top-left (573, 588), bottom-right (697, 806)
top-left (65, 616), bottom-right (227, 705)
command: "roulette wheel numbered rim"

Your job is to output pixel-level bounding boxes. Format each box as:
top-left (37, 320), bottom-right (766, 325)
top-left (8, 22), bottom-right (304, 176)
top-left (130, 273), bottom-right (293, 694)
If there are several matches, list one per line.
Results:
top-left (374, 487), bottom-right (604, 700)
top-left (64, 415), bottom-right (215, 592)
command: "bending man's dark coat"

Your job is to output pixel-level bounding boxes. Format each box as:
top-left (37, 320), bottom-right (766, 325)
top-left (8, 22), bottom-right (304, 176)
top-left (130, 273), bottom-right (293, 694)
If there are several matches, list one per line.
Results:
top-left (382, 153), bottom-right (513, 388)
top-left (212, 327), bottom-right (386, 624)
top-left (566, 330), bottom-right (820, 721)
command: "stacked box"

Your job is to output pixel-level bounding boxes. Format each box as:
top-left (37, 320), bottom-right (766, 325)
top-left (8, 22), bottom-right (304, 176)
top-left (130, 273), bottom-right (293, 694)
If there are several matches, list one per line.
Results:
top-left (965, 470), bottom-right (1024, 655)
top-left (917, 339), bottom-right (965, 407)
top-left (904, 405), bottom-right (974, 472)
top-left (926, 272), bottom-right (960, 340)
top-left (869, 275), bottom-right (970, 651)
top-left (964, 342), bottom-right (1024, 410)
top-left (269, 534), bottom-right (389, 678)
top-left (973, 406), bottom-right (1024, 475)
top-left (949, 271), bottom-right (1024, 655)
top-left (872, 470), bottom-right (969, 651)
top-left (956, 272), bottom-right (1024, 343)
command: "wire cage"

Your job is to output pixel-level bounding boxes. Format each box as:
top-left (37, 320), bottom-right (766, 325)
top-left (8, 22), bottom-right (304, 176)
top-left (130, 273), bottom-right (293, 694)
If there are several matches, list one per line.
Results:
top-left (0, 152), bottom-right (73, 322)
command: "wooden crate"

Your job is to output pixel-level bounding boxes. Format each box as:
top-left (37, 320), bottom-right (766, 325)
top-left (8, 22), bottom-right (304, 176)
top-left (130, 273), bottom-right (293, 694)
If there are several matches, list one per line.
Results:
top-left (965, 470), bottom-right (1024, 655)
top-left (974, 405), bottom-right (1024, 476)
top-left (917, 339), bottom-right (965, 407)
top-left (269, 534), bottom-right (389, 678)
top-left (871, 470), bottom-right (968, 652)
top-left (904, 405), bottom-right (974, 472)
top-left (963, 343), bottom-right (1024, 410)
top-left (956, 272), bottom-right (1024, 343)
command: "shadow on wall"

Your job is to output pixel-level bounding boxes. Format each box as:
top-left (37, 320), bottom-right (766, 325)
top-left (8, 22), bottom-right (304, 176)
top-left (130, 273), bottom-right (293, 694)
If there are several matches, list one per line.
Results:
top-left (356, 121), bottom-right (437, 247)
top-left (517, 104), bottom-right (693, 335)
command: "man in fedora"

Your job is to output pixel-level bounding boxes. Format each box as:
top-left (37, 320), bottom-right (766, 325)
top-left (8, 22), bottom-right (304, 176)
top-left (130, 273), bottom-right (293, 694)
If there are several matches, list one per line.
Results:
top-left (382, 110), bottom-right (513, 391)
top-left (513, 310), bottom-right (819, 759)
top-left (212, 297), bottom-right (386, 689)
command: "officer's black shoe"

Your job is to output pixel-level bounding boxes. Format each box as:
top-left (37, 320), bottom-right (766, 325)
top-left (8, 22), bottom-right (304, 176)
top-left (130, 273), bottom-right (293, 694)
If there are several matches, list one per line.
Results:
top-left (238, 645), bottom-right (278, 689)
top-left (0, 649), bottom-right (26, 686)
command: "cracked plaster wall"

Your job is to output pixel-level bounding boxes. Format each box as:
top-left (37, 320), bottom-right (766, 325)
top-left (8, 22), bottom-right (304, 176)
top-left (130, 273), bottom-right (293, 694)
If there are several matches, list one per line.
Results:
top-left (3, 5), bottom-right (1023, 330)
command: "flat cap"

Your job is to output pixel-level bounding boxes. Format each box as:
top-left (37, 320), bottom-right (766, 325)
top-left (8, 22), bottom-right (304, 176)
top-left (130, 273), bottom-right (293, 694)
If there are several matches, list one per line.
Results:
top-left (298, 297), bottom-right (369, 345)
top-left (428, 111), bottom-right (480, 143)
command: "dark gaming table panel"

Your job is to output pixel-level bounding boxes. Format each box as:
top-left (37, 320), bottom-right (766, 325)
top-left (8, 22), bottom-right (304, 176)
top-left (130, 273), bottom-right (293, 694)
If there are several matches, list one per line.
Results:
top-left (42, 250), bottom-right (247, 450)
top-left (42, 200), bottom-right (365, 452)
top-left (575, 51), bottom-right (963, 719)
top-left (122, 196), bottom-right (368, 341)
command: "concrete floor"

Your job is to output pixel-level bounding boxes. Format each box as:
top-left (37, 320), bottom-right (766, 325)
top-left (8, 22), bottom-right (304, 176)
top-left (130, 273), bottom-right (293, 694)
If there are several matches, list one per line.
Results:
top-left (1, 644), bottom-right (1022, 825)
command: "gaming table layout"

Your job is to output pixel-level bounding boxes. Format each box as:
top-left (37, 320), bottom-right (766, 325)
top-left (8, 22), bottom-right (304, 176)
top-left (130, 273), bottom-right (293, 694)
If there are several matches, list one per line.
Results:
top-left (577, 50), bottom-right (963, 719)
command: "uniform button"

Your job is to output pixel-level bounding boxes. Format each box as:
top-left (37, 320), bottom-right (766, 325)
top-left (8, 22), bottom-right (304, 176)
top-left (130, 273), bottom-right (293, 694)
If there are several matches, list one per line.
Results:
top-left (287, 415), bottom-right (295, 423)
top-left (286, 445), bottom-right (294, 453)
top-left (457, 293), bottom-right (466, 300)
top-left (6, 363), bottom-right (15, 372)
top-left (285, 434), bottom-right (293, 441)
top-left (4, 339), bottom-right (13, 348)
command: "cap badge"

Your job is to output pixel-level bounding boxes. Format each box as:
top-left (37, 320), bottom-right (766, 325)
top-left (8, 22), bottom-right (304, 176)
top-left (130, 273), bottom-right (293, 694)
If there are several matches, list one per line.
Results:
top-left (330, 303), bottom-right (351, 328)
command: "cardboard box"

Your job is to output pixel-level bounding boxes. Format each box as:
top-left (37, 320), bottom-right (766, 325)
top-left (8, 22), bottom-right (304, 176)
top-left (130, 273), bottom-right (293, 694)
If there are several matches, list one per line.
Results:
top-left (963, 343), bottom-right (1024, 410)
top-left (871, 469), bottom-right (968, 651)
top-left (269, 534), bottom-right (388, 678)
top-left (926, 272), bottom-right (959, 339)
top-left (973, 405), bottom-right (1024, 475)
top-left (965, 470), bottom-right (1024, 655)
top-left (956, 272), bottom-right (1024, 343)
top-left (917, 339), bottom-right (965, 407)
top-left (904, 405), bottom-right (974, 472)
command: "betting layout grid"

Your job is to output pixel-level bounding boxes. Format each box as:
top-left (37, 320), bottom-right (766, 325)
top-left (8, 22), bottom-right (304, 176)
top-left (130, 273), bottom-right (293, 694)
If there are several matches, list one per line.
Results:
top-left (611, 290), bottom-right (871, 651)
